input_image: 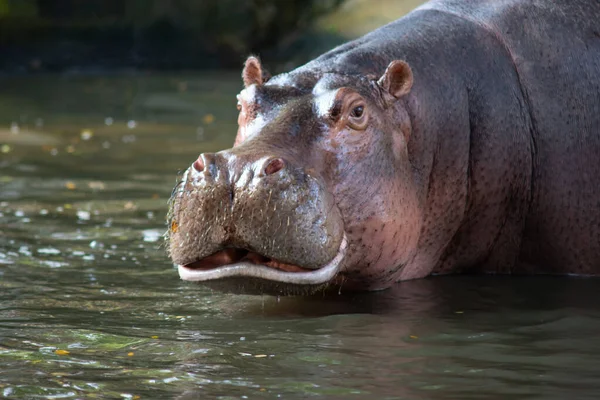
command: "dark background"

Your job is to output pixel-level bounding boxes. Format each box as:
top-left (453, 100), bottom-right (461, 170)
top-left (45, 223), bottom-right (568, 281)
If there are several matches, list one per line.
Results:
top-left (0, 0), bottom-right (350, 73)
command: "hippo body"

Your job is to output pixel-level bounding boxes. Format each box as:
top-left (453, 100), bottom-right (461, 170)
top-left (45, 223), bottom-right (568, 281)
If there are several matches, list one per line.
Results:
top-left (169, 0), bottom-right (600, 294)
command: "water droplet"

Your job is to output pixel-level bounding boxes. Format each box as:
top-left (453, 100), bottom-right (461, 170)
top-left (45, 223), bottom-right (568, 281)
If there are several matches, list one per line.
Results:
top-left (10, 122), bottom-right (19, 134)
top-left (104, 117), bottom-right (114, 126)
top-left (127, 120), bottom-right (137, 129)
top-left (76, 210), bottom-right (91, 221)
top-left (142, 229), bottom-right (161, 243)
top-left (80, 129), bottom-right (93, 140)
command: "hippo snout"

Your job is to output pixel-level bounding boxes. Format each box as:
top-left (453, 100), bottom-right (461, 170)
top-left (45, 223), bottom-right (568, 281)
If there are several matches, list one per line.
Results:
top-left (167, 148), bottom-right (347, 294)
top-left (193, 152), bottom-right (286, 181)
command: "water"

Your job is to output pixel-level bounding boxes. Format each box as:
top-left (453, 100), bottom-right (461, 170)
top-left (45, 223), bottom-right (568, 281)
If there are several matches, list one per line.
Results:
top-left (1, 73), bottom-right (600, 399)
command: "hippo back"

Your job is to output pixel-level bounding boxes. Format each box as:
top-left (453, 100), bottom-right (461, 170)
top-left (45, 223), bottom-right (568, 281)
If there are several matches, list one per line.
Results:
top-left (418, 0), bottom-right (600, 274)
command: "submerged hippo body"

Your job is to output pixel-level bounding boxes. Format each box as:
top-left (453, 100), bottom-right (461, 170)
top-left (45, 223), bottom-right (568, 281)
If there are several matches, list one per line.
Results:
top-left (168, 0), bottom-right (600, 295)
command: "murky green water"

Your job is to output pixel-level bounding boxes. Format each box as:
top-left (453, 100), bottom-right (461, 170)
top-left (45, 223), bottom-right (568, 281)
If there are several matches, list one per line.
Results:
top-left (1, 73), bottom-right (600, 399)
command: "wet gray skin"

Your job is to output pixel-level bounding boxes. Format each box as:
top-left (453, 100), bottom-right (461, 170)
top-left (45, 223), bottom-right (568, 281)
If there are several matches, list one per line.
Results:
top-left (169, 0), bottom-right (600, 295)
top-left (168, 57), bottom-right (421, 295)
top-left (167, 69), bottom-right (350, 295)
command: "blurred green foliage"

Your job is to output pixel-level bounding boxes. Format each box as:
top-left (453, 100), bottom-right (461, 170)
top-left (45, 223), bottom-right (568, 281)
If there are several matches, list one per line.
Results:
top-left (0, 0), bottom-right (345, 71)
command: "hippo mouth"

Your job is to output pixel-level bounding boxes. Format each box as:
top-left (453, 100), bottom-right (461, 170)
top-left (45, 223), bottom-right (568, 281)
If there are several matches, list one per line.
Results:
top-left (178, 233), bottom-right (348, 286)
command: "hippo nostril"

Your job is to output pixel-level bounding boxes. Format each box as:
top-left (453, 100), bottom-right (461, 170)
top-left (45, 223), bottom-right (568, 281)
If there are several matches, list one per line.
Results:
top-left (264, 158), bottom-right (285, 175)
top-left (193, 159), bottom-right (204, 172)
top-left (193, 154), bottom-right (208, 172)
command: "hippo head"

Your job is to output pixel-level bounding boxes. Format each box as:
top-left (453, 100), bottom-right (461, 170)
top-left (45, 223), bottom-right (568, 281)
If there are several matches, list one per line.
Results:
top-left (167, 57), bottom-right (422, 295)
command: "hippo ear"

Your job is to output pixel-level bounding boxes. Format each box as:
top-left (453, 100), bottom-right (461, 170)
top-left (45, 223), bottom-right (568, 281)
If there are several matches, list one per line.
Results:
top-left (242, 56), bottom-right (271, 87)
top-left (377, 60), bottom-right (413, 102)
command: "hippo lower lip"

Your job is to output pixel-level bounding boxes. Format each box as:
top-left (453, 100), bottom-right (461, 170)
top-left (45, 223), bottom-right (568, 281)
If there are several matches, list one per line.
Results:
top-left (178, 233), bottom-right (348, 285)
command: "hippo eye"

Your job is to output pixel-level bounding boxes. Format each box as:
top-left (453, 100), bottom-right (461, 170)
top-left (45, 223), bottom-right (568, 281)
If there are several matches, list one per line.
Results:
top-left (347, 102), bottom-right (368, 130)
top-left (351, 105), bottom-right (364, 118)
top-left (237, 102), bottom-right (242, 111)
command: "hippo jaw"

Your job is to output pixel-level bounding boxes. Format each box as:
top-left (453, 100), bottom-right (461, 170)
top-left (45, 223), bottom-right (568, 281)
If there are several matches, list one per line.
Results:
top-left (177, 232), bottom-right (348, 292)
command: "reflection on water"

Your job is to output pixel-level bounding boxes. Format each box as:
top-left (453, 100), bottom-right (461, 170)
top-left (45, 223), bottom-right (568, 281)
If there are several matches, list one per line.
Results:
top-left (1, 74), bottom-right (600, 399)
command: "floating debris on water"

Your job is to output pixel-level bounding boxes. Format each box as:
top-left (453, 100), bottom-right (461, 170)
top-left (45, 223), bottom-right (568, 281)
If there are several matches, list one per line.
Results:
top-left (88, 181), bottom-right (106, 190)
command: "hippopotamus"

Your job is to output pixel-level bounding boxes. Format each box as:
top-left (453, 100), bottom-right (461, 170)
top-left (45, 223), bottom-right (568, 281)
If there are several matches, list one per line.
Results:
top-left (167, 0), bottom-right (600, 295)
